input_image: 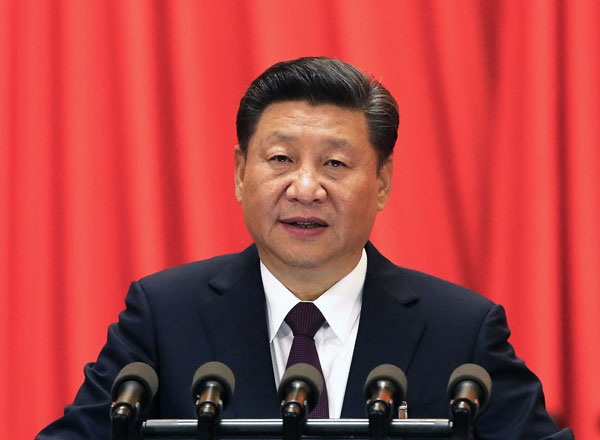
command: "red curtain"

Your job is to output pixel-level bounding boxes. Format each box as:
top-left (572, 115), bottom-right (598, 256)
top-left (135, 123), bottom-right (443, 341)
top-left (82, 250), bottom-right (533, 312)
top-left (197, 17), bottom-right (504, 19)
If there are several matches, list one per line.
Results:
top-left (2, 1), bottom-right (599, 438)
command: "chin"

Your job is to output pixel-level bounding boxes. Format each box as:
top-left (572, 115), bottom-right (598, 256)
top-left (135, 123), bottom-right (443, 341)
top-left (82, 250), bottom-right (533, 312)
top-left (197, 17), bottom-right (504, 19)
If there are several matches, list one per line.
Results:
top-left (273, 247), bottom-right (335, 270)
top-left (275, 250), bottom-right (323, 268)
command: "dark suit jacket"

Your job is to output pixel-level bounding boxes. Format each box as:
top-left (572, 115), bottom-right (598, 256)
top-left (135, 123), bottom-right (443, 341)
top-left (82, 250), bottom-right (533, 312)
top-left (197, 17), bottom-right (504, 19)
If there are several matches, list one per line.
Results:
top-left (37, 243), bottom-right (573, 439)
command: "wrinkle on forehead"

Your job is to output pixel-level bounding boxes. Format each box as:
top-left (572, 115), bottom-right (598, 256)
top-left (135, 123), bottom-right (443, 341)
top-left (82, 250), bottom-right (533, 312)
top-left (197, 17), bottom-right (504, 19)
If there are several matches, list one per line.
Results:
top-left (264, 130), bottom-right (351, 149)
top-left (254, 102), bottom-right (369, 150)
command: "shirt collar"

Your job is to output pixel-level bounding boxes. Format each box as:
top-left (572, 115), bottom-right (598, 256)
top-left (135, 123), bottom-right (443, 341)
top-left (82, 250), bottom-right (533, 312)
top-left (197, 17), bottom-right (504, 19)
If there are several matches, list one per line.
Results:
top-left (261, 248), bottom-right (367, 343)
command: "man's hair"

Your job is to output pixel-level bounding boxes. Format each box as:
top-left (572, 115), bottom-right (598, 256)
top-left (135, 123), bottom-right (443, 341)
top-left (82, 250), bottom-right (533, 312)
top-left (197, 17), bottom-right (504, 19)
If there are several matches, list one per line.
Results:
top-left (236, 57), bottom-right (399, 168)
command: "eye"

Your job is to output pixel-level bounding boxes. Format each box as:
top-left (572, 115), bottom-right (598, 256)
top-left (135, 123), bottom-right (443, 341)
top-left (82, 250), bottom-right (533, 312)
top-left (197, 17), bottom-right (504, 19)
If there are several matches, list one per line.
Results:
top-left (325, 159), bottom-right (346, 168)
top-left (270, 155), bottom-right (291, 163)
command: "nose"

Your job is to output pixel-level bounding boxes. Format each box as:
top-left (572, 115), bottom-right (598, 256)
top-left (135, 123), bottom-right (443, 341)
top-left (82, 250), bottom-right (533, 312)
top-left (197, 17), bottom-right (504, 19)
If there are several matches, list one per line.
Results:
top-left (285, 165), bottom-right (327, 204)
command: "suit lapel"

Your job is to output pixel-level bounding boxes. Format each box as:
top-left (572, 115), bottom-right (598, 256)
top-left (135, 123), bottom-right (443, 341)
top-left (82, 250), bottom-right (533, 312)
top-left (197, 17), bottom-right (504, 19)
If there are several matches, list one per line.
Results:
top-left (341, 243), bottom-right (426, 418)
top-left (197, 245), bottom-right (280, 418)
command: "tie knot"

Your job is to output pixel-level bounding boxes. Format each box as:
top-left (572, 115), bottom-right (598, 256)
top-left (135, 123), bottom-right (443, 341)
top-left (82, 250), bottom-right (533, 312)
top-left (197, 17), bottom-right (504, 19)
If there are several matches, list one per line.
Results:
top-left (285, 302), bottom-right (325, 338)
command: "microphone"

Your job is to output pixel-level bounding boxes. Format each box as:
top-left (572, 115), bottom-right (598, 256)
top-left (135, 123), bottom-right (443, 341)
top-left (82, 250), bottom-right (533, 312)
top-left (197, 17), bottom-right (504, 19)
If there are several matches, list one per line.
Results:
top-left (363, 364), bottom-right (408, 440)
top-left (190, 361), bottom-right (235, 421)
top-left (447, 363), bottom-right (492, 425)
top-left (278, 363), bottom-right (324, 420)
top-left (364, 364), bottom-right (408, 420)
top-left (278, 363), bottom-right (324, 440)
top-left (190, 361), bottom-right (235, 440)
top-left (110, 362), bottom-right (158, 439)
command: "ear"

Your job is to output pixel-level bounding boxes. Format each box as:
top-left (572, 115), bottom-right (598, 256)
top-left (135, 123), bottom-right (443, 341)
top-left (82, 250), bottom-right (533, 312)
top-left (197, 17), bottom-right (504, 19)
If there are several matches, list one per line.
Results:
top-left (376, 156), bottom-right (393, 211)
top-left (234, 145), bottom-right (246, 203)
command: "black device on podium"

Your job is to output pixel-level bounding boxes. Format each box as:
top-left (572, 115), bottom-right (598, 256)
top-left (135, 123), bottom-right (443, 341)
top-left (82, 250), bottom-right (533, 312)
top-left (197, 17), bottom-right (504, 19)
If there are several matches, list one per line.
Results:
top-left (110, 362), bottom-right (491, 440)
top-left (190, 362), bottom-right (236, 440)
top-left (110, 363), bottom-right (159, 440)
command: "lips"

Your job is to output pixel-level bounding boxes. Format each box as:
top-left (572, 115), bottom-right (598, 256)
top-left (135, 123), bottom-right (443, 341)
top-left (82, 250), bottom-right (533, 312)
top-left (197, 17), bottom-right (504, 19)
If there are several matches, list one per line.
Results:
top-left (279, 216), bottom-right (328, 229)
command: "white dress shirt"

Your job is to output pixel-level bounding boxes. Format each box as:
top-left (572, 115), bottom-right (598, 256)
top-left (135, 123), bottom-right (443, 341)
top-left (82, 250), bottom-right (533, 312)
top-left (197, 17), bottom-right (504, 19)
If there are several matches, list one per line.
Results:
top-left (261, 248), bottom-right (367, 418)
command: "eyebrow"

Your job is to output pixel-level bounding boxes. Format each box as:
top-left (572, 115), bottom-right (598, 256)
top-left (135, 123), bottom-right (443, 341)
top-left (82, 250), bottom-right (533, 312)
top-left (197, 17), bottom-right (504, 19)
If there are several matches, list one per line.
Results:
top-left (265, 131), bottom-right (296, 144)
top-left (265, 131), bottom-right (351, 149)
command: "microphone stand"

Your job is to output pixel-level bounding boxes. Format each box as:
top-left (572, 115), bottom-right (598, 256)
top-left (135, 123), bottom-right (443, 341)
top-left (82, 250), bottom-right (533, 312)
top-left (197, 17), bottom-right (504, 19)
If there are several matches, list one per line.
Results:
top-left (194, 380), bottom-right (226, 440)
top-left (111, 393), bottom-right (139, 440)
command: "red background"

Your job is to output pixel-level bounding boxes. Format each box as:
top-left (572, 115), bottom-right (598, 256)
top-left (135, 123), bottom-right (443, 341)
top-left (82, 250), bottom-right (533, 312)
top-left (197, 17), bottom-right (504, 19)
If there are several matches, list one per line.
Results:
top-left (1, 1), bottom-right (599, 438)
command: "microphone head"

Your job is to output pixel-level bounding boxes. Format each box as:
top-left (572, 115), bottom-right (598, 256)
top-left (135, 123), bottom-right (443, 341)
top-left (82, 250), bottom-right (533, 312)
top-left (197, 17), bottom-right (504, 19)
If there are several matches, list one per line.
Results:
top-left (190, 361), bottom-right (236, 409)
top-left (278, 363), bottom-right (324, 413)
top-left (111, 362), bottom-right (159, 407)
top-left (363, 364), bottom-right (408, 403)
top-left (447, 363), bottom-right (492, 411)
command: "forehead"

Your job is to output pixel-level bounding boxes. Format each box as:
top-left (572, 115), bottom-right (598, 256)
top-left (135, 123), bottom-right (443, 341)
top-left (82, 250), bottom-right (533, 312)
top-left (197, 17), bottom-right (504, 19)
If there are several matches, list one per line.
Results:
top-left (250, 101), bottom-right (370, 149)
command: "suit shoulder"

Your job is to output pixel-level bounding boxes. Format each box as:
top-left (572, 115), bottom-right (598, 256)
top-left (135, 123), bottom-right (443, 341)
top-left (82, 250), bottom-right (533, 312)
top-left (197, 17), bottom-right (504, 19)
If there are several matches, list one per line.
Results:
top-left (402, 266), bottom-right (491, 300)
top-left (367, 242), bottom-right (493, 309)
top-left (135, 245), bottom-right (257, 299)
top-left (368, 245), bottom-right (495, 316)
top-left (396, 266), bottom-right (496, 320)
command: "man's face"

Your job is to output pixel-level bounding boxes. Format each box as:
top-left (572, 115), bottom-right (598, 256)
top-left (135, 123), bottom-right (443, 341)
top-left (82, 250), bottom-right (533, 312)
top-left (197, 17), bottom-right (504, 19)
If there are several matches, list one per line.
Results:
top-left (234, 101), bottom-right (393, 279)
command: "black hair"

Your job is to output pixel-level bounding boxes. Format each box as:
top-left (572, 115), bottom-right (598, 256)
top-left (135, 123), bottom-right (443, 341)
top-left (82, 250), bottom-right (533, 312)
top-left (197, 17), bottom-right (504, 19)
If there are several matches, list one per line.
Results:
top-left (236, 57), bottom-right (398, 167)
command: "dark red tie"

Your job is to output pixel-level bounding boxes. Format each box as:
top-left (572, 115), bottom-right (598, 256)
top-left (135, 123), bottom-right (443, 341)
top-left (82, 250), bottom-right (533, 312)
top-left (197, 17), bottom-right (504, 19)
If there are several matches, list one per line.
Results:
top-left (284, 302), bottom-right (329, 418)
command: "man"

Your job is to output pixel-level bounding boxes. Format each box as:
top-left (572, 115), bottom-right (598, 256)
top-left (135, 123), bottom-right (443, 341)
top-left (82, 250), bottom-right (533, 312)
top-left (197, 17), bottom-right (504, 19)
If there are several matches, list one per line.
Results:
top-left (37, 57), bottom-right (573, 439)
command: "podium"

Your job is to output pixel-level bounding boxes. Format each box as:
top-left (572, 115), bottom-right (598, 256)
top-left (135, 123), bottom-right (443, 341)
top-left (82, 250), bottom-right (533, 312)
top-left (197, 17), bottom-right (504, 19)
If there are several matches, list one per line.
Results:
top-left (141, 418), bottom-right (468, 440)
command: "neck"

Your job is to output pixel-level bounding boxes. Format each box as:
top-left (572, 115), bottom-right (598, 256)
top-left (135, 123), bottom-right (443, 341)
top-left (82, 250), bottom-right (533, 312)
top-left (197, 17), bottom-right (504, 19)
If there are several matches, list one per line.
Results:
top-left (259, 251), bottom-right (363, 301)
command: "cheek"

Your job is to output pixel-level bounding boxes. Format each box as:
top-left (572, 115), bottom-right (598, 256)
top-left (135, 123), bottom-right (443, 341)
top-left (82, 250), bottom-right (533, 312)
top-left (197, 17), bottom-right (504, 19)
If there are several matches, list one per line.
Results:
top-left (242, 179), bottom-right (281, 216)
top-left (332, 187), bottom-right (379, 225)
top-left (342, 179), bottom-right (379, 205)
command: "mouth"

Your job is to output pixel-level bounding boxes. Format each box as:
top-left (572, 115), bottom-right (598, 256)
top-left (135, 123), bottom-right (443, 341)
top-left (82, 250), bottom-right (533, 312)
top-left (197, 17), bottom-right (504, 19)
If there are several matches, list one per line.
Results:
top-left (279, 217), bottom-right (328, 229)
